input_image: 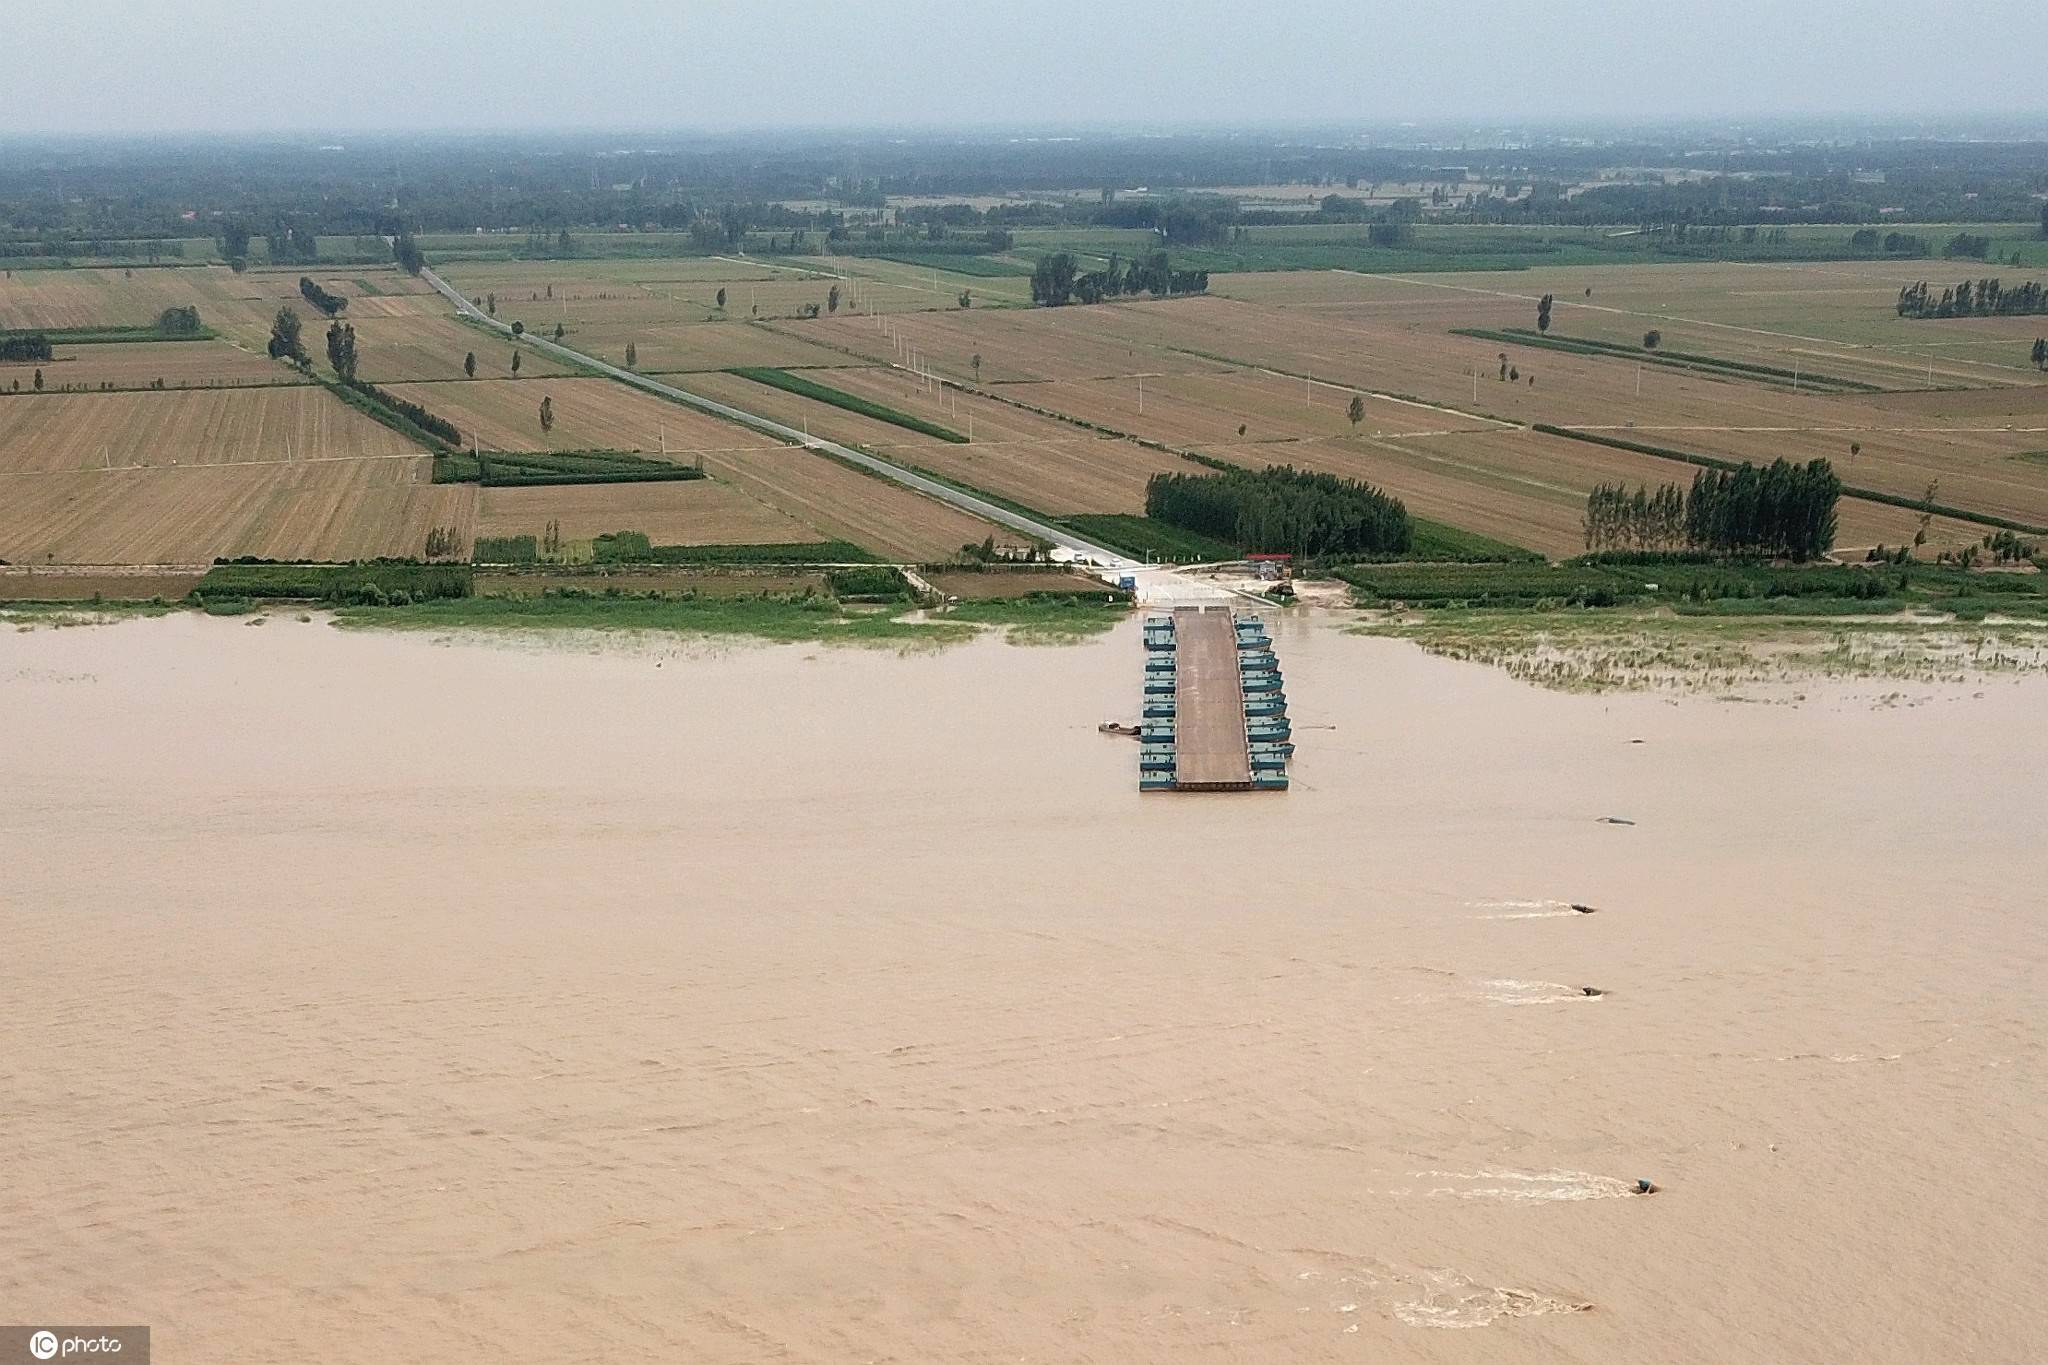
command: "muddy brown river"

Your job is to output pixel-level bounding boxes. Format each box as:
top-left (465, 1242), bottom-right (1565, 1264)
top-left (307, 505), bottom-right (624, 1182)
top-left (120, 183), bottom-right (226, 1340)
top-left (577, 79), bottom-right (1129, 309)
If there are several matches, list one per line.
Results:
top-left (3, 611), bottom-right (2041, 1363)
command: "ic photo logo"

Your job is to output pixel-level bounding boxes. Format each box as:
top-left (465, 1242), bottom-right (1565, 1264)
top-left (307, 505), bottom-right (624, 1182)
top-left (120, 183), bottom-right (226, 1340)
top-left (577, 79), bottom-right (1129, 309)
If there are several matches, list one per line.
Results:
top-left (26, 1331), bottom-right (125, 1360)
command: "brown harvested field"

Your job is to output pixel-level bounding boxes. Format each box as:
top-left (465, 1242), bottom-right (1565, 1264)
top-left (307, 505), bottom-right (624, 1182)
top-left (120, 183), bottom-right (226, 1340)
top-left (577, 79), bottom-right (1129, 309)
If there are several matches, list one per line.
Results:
top-left (383, 378), bottom-right (775, 455)
top-left (0, 458), bottom-right (474, 564)
top-left (816, 365), bottom-right (1193, 513)
top-left (0, 266), bottom-right (432, 357)
top-left (440, 256), bottom-right (991, 324)
top-left (875, 293), bottom-right (2048, 530)
top-left (676, 371), bottom-right (968, 455)
top-left (474, 480), bottom-right (821, 547)
top-left (565, 321), bottom-right (855, 373)
top-left (387, 378), bottom-right (1010, 558)
top-left (678, 368), bottom-right (1167, 515)
top-left (1189, 428), bottom-right (1987, 559)
top-left (0, 387), bottom-right (421, 474)
top-left (0, 567), bottom-right (206, 601)
top-left (0, 340), bottom-right (289, 390)
top-left (789, 307), bottom-right (1239, 384)
top-left (698, 446), bottom-right (1019, 561)
top-left (1215, 259), bottom-right (2043, 386)
top-left (348, 316), bottom-right (579, 383)
top-left (0, 267), bottom-right (243, 330)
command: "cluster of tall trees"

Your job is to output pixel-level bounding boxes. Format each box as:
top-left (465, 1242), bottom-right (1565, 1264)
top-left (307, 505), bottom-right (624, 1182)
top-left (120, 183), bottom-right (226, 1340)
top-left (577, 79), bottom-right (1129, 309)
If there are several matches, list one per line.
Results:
top-left (157, 305), bottom-right (202, 334)
top-left (392, 231), bottom-right (424, 274)
top-left (267, 306), bottom-right (307, 364)
top-left (1536, 293), bottom-right (1554, 333)
top-left (266, 225), bottom-right (320, 264)
top-left (1849, 229), bottom-right (1930, 255)
top-left (1896, 278), bottom-right (2048, 319)
top-left (1583, 482), bottom-right (1690, 552)
top-left (325, 321), bottom-right (358, 383)
top-left (1583, 460), bottom-right (1842, 560)
top-left (299, 276), bottom-right (347, 316)
top-left (0, 334), bottom-right (54, 362)
top-left (1145, 464), bottom-right (1412, 557)
top-left (1030, 251), bottom-right (1209, 307)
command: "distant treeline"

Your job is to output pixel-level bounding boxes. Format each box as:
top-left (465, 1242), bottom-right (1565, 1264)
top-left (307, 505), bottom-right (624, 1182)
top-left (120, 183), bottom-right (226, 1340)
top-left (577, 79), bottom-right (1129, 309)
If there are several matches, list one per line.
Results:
top-left (1897, 278), bottom-right (2048, 319)
top-left (1584, 460), bottom-right (1841, 560)
top-left (1145, 465), bottom-right (1411, 557)
top-left (299, 276), bottom-right (347, 316)
top-left (1030, 251), bottom-right (1209, 306)
top-left (0, 334), bottom-right (53, 362)
top-left (8, 133), bottom-right (2048, 261)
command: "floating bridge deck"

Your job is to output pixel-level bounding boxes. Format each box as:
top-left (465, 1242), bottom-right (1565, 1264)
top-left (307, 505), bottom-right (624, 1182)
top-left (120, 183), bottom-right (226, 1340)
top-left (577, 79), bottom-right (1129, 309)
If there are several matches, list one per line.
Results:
top-left (1138, 608), bottom-right (1291, 793)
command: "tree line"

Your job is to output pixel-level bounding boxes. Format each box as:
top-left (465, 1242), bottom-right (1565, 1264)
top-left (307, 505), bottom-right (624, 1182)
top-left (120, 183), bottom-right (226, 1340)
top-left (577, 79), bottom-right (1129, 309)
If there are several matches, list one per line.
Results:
top-left (299, 276), bottom-right (347, 316)
top-left (1030, 251), bottom-right (1209, 307)
top-left (0, 334), bottom-right (54, 362)
top-left (1583, 459), bottom-right (1842, 560)
top-left (1897, 278), bottom-right (2048, 319)
top-left (1145, 464), bottom-right (1411, 557)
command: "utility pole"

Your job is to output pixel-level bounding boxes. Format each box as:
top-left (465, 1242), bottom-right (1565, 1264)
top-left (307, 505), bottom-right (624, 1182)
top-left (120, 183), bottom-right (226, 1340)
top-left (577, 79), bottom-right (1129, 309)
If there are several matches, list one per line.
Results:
top-left (1636, 363), bottom-right (1642, 398)
top-left (1138, 373), bottom-right (1144, 414)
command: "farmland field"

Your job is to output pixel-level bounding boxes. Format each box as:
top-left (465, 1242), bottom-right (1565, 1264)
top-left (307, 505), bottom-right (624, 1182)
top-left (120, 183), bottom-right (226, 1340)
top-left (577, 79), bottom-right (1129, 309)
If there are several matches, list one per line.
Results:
top-left (699, 446), bottom-right (1025, 561)
top-left (346, 316), bottom-right (580, 383)
top-left (6, 246), bottom-right (2044, 568)
top-left (474, 480), bottom-right (822, 548)
top-left (0, 340), bottom-right (290, 390)
top-left (0, 387), bottom-right (421, 473)
top-left (386, 377), bottom-right (1013, 558)
top-left (383, 378), bottom-right (779, 455)
top-left (0, 457), bottom-right (470, 563)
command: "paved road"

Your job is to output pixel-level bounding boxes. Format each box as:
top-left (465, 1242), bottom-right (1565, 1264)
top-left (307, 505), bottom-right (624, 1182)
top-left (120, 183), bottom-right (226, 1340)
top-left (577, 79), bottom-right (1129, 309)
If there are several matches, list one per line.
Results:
top-left (417, 265), bottom-right (1135, 569)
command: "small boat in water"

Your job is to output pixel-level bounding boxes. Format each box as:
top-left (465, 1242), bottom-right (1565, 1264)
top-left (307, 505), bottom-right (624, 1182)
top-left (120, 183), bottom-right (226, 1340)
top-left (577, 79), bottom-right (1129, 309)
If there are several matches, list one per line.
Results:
top-left (1097, 721), bottom-right (1143, 737)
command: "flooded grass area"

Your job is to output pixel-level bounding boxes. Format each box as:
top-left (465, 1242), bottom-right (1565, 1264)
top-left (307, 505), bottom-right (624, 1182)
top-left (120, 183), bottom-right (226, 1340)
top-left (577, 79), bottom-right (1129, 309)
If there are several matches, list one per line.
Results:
top-left (1351, 609), bottom-right (2048, 697)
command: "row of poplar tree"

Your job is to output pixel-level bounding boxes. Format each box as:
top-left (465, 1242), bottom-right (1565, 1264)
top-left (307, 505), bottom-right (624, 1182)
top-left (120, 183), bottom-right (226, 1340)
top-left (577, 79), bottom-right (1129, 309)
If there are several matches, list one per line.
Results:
top-left (1583, 459), bottom-right (1842, 560)
top-left (1896, 278), bottom-right (2047, 318)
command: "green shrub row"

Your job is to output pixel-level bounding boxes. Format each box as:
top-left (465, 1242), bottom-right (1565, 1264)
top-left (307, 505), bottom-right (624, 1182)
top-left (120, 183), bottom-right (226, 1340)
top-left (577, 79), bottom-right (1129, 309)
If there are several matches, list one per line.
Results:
top-left (473, 535), bottom-right (539, 564)
top-left (433, 448), bottom-right (705, 487)
top-left (196, 560), bottom-right (473, 604)
top-left (580, 530), bottom-right (878, 565)
top-left (825, 565), bottom-right (914, 599)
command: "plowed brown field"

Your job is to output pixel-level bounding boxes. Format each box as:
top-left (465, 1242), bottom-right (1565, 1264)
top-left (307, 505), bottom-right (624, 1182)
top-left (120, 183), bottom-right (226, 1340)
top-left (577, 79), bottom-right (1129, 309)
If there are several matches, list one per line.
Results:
top-left (383, 379), bottom-right (772, 455)
top-left (0, 458), bottom-right (472, 563)
top-left (0, 388), bottom-right (420, 473)
top-left (475, 480), bottom-right (820, 547)
top-left (0, 341), bottom-right (288, 391)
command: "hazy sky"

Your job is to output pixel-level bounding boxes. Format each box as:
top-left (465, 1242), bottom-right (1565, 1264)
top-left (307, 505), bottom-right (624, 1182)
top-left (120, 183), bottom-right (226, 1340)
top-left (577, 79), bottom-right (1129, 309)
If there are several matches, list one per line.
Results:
top-left (24, 0), bottom-right (2048, 133)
